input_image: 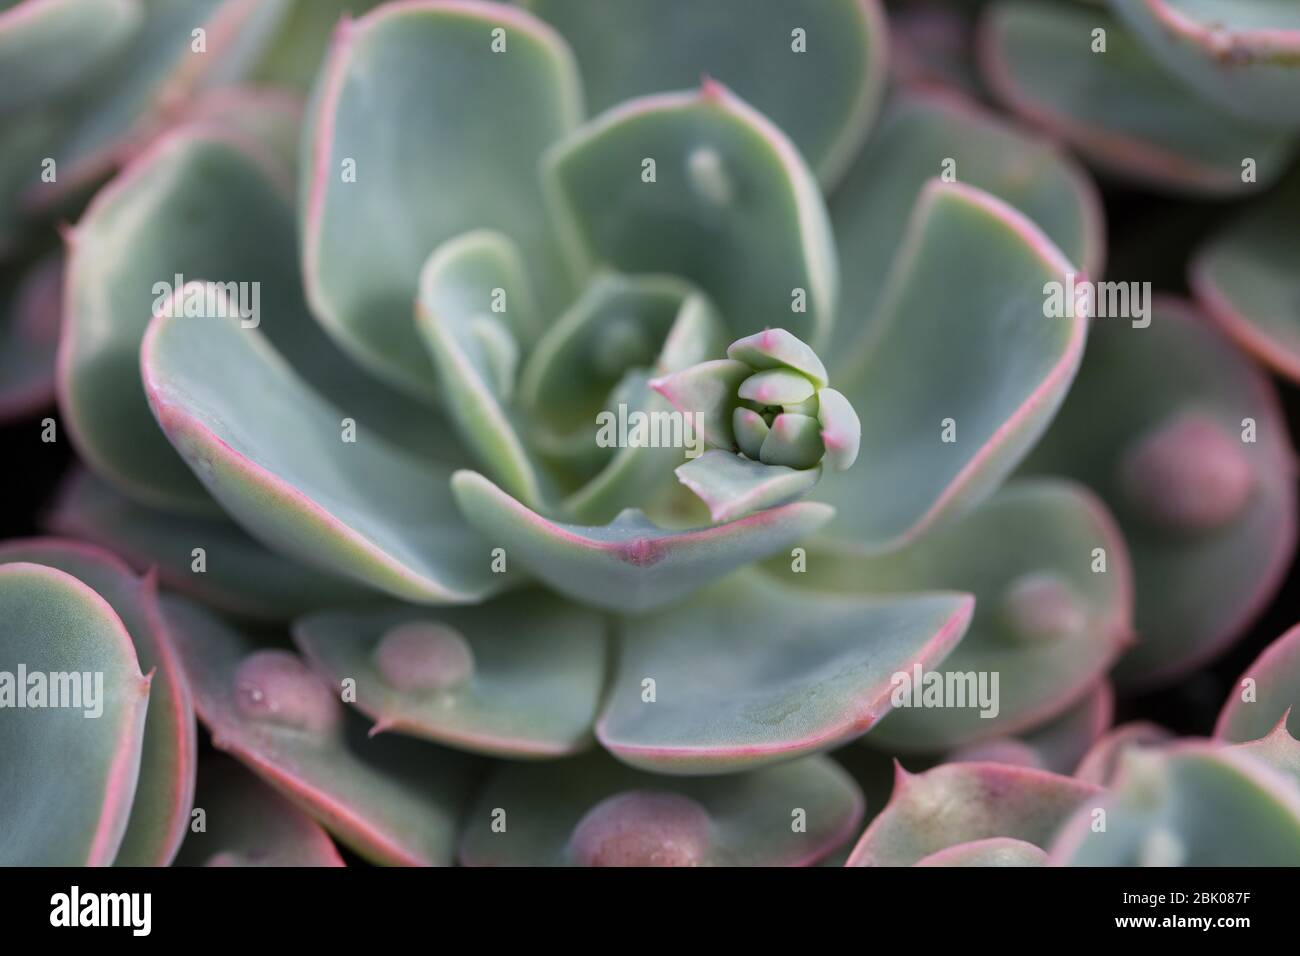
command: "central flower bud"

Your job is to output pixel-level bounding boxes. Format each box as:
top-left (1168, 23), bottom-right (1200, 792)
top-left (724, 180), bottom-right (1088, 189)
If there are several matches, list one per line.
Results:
top-left (725, 329), bottom-right (859, 471)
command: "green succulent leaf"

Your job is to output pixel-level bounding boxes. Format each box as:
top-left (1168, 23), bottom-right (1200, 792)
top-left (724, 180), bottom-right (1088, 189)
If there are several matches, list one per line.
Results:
top-left (0, 0), bottom-right (140, 117)
top-left (598, 570), bottom-right (972, 774)
top-left (980, 2), bottom-right (1295, 194)
top-left (64, 126), bottom-right (450, 512)
top-left (1049, 744), bottom-right (1300, 865)
top-left (1217, 622), bottom-right (1300, 743)
top-left (1022, 299), bottom-right (1295, 688)
top-left (460, 751), bottom-right (862, 866)
top-left (1230, 716), bottom-right (1300, 788)
top-left (648, 359), bottom-right (749, 452)
top-left (522, 273), bottom-right (720, 438)
top-left (302, 0), bottom-right (581, 398)
top-left (0, 252), bottom-right (61, 422)
top-left (140, 300), bottom-right (504, 606)
top-left (0, 539), bottom-right (195, 866)
top-left (828, 89), bottom-right (1103, 370)
top-left (1110, 0), bottom-right (1300, 127)
top-left (846, 761), bottom-right (1100, 866)
top-left (816, 387), bottom-right (860, 472)
top-left (0, 562), bottom-right (151, 865)
top-left (162, 595), bottom-right (480, 866)
top-left (545, 81), bottom-right (838, 349)
top-left (415, 230), bottom-right (548, 509)
top-left (519, 273), bottom-right (727, 522)
top-left (46, 469), bottom-right (373, 621)
top-left (174, 755), bottom-right (345, 867)
top-left (818, 181), bottom-right (1087, 549)
top-left (914, 837), bottom-right (1047, 868)
top-left (727, 327), bottom-right (829, 387)
top-left (781, 480), bottom-right (1132, 751)
top-left (523, 0), bottom-right (887, 189)
top-left (1192, 178), bottom-right (1300, 382)
top-left (675, 451), bottom-right (822, 524)
top-left (293, 592), bottom-right (606, 758)
top-left (450, 469), bottom-right (832, 612)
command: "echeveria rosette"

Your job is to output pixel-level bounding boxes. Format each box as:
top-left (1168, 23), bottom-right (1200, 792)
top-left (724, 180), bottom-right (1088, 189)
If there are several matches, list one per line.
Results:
top-left (651, 328), bottom-right (862, 523)
top-left (9, 0), bottom-right (1300, 870)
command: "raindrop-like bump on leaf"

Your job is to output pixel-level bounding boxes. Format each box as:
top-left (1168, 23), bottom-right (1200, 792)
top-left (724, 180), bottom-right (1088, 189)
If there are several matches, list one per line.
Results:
top-left (233, 651), bottom-right (340, 735)
top-left (568, 791), bottom-right (712, 867)
top-left (373, 622), bottom-right (474, 693)
top-left (999, 573), bottom-right (1084, 644)
top-left (1118, 412), bottom-right (1254, 534)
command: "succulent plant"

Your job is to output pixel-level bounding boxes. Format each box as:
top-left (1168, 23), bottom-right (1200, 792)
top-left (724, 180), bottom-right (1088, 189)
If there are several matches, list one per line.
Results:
top-left (4, 0), bottom-right (1300, 870)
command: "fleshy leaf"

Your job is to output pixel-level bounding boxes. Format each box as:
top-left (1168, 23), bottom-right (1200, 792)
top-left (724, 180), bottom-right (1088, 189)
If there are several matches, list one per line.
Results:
top-left (1022, 299), bottom-right (1295, 688)
top-left (520, 273), bottom-right (726, 520)
top-left (914, 837), bottom-right (1047, 868)
top-left (0, 538), bottom-right (194, 866)
top-left (598, 570), bottom-right (972, 774)
top-left (732, 408), bottom-right (769, 460)
top-left (727, 328), bottom-right (828, 387)
top-left (0, 0), bottom-right (140, 117)
top-left (460, 751), bottom-right (862, 866)
top-left (175, 755), bottom-right (344, 867)
top-left (302, 0), bottom-right (581, 397)
top-left (522, 0), bottom-right (887, 188)
top-left (450, 469), bottom-right (832, 612)
top-left (738, 369), bottom-right (815, 407)
top-left (1192, 179), bottom-right (1300, 381)
top-left (759, 412), bottom-right (823, 468)
top-left (293, 592), bottom-right (605, 758)
top-left (846, 761), bottom-right (1099, 867)
top-left (675, 451), bottom-right (822, 524)
top-left (415, 230), bottom-right (547, 508)
top-left (1216, 622), bottom-right (1300, 743)
top-left (1231, 714), bottom-right (1300, 787)
top-left (0, 562), bottom-right (150, 865)
top-left (140, 296), bottom-right (503, 605)
top-left (816, 387), bottom-right (860, 472)
top-left (780, 480), bottom-right (1132, 751)
top-left (0, 251), bottom-right (61, 422)
top-left (818, 179), bottom-right (1086, 550)
top-left (521, 273), bottom-right (717, 438)
top-left (1049, 744), bottom-right (1300, 865)
top-left (1111, 0), bottom-right (1300, 127)
top-left (979, 2), bottom-right (1294, 194)
top-left (648, 359), bottom-right (749, 451)
top-left (828, 89), bottom-right (1103, 372)
top-left (162, 596), bottom-right (481, 866)
top-left (63, 124), bottom-right (450, 512)
top-left (47, 469), bottom-right (375, 621)
top-left (545, 81), bottom-right (838, 349)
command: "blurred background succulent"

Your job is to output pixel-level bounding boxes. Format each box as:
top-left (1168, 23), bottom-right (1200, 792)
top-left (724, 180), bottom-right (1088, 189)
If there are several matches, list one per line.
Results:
top-left (2, 0), bottom-right (1300, 867)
